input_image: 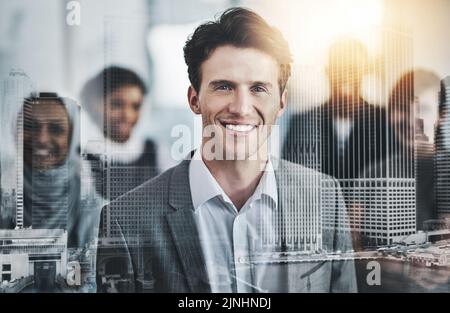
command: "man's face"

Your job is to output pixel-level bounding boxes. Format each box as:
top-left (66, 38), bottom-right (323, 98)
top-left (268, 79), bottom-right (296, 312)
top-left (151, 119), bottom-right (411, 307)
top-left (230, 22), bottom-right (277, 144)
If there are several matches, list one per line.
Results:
top-left (188, 45), bottom-right (287, 160)
top-left (105, 85), bottom-right (144, 143)
top-left (327, 45), bottom-right (367, 108)
top-left (24, 101), bottom-right (71, 169)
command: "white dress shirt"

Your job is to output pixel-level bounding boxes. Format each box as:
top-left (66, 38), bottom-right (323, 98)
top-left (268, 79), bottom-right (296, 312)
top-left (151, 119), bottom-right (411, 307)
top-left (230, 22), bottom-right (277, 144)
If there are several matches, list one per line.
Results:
top-left (189, 149), bottom-right (278, 293)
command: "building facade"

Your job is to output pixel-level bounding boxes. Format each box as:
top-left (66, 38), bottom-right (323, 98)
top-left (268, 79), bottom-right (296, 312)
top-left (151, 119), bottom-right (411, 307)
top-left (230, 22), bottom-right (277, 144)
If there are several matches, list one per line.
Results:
top-left (0, 229), bottom-right (67, 291)
top-left (436, 76), bottom-right (450, 220)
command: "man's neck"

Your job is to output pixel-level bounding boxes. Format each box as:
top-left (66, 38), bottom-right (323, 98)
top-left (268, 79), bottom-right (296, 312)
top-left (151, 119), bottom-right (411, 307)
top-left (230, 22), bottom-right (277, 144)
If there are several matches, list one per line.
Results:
top-left (201, 150), bottom-right (268, 211)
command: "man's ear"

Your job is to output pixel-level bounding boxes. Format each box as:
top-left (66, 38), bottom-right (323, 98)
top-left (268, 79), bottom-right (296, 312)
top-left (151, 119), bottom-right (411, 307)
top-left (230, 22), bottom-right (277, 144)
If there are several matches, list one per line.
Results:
top-left (277, 88), bottom-right (288, 118)
top-left (188, 86), bottom-right (201, 114)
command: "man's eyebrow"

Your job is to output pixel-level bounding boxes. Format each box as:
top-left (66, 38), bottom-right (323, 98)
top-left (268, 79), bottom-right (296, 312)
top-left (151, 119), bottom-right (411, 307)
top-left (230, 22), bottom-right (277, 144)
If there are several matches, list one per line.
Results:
top-left (209, 80), bottom-right (274, 88)
top-left (251, 81), bottom-right (273, 88)
top-left (208, 80), bottom-right (236, 88)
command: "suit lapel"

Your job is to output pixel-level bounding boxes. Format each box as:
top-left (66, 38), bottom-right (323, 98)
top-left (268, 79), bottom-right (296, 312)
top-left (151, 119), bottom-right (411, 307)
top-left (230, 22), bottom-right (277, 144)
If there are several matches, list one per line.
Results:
top-left (166, 159), bottom-right (211, 293)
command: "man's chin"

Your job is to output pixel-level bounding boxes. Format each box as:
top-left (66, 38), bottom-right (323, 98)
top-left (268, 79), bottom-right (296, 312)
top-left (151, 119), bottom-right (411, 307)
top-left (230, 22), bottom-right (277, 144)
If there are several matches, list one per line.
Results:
top-left (222, 145), bottom-right (259, 161)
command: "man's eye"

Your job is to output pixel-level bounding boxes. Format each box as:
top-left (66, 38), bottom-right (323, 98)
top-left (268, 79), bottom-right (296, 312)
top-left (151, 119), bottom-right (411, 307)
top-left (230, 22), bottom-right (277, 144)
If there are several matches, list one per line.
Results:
top-left (251, 85), bottom-right (267, 93)
top-left (216, 85), bottom-right (232, 91)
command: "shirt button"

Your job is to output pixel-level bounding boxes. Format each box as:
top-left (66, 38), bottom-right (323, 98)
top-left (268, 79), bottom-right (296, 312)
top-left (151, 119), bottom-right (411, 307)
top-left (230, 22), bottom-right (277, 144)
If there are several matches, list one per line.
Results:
top-left (237, 257), bottom-right (246, 263)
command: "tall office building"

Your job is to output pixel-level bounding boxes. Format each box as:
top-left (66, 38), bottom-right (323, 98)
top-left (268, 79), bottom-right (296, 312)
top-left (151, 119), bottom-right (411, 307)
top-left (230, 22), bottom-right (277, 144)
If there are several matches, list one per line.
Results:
top-left (0, 69), bottom-right (35, 228)
top-left (436, 76), bottom-right (450, 220)
top-left (86, 72), bottom-right (158, 240)
top-left (255, 163), bottom-right (324, 253)
top-left (415, 117), bottom-right (436, 229)
top-left (338, 28), bottom-right (416, 246)
top-left (268, 65), bottom-right (326, 252)
top-left (0, 151), bottom-right (3, 228)
top-left (99, 150), bottom-right (158, 239)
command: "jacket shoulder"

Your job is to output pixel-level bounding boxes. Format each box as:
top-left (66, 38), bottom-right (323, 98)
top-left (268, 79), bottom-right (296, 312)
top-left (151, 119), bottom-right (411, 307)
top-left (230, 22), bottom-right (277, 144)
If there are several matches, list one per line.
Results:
top-left (105, 163), bottom-right (177, 216)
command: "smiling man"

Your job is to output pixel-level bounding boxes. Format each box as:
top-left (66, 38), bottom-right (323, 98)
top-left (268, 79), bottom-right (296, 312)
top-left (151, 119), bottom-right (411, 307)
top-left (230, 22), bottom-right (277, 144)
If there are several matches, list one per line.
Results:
top-left (187, 44), bottom-right (286, 210)
top-left (96, 7), bottom-right (357, 293)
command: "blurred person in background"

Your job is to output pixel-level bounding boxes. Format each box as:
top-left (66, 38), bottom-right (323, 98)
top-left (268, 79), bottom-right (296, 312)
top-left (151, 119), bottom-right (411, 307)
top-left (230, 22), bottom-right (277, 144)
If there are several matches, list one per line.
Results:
top-left (21, 93), bottom-right (86, 247)
top-left (283, 37), bottom-right (387, 179)
top-left (80, 66), bottom-right (158, 203)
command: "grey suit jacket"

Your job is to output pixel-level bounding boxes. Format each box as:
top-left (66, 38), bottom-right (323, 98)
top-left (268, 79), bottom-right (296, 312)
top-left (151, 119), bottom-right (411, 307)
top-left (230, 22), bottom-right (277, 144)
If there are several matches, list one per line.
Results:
top-left (96, 158), bottom-right (357, 293)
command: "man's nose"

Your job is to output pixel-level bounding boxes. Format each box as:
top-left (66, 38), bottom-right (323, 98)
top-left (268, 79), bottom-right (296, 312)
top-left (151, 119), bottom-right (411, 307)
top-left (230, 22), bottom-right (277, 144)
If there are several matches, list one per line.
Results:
top-left (228, 89), bottom-right (253, 115)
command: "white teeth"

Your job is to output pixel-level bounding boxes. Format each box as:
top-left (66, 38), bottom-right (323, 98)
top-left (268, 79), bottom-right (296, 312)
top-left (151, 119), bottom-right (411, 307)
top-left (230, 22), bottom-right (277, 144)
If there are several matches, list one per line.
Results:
top-left (34, 149), bottom-right (50, 156)
top-left (225, 124), bottom-right (255, 132)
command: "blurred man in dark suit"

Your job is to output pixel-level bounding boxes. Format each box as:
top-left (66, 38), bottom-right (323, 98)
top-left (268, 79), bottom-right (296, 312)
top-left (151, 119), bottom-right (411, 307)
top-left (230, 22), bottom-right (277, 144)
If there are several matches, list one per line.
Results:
top-left (283, 38), bottom-right (387, 180)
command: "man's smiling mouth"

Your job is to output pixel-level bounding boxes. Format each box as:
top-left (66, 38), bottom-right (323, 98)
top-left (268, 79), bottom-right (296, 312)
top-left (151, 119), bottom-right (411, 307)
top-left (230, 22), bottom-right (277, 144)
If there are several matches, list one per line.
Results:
top-left (219, 120), bottom-right (258, 134)
top-left (224, 124), bottom-right (255, 132)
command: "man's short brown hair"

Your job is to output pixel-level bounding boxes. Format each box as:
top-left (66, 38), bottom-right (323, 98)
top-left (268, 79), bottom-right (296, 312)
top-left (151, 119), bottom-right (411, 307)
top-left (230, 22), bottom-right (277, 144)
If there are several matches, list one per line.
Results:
top-left (183, 7), bottom-right (292, 94)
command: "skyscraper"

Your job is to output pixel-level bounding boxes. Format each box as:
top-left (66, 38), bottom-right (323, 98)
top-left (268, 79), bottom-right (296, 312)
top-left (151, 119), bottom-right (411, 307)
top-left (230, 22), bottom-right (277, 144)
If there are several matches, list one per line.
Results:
top-left (275, 65), bottom-right (326, 252)
top-left (342, 29), bottom-right (417, 247)
top-left (0, 69), bottom-right (35, 229)
top-left (436, 76), bottom-right (450, 220)
top-left (0, 150), bottom-right (3, 228)
top-left (415, 117), bottom-right (436, 229)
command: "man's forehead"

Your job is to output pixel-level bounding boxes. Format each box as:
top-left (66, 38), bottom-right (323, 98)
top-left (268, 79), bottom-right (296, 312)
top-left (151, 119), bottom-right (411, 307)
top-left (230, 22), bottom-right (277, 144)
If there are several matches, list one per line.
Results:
top-left (200, 45), bottom-right (279, 83)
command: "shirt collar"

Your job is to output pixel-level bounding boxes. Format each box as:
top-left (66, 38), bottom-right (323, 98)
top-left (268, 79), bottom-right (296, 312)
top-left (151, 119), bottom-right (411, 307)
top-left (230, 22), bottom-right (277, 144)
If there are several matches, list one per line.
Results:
top-left (245, 158), bottom-right (278, 210)
top-left (189, 148), bottom-right (278, 212)
top-left (189, 149), bottom-right (225, 211)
